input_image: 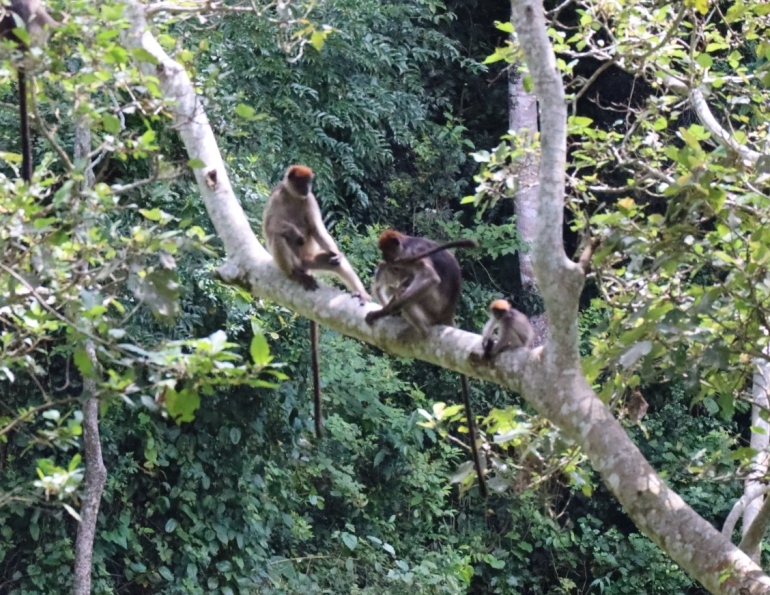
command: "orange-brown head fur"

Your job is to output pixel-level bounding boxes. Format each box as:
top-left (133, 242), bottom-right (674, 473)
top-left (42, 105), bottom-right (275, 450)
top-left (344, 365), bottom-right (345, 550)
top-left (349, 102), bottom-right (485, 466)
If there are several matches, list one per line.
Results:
top-left (378, 229), bottom-right (405, 262)
top-left (490, 299), bottom-right (511, 318)
top-left (285, 165), bottom-right (314, 196)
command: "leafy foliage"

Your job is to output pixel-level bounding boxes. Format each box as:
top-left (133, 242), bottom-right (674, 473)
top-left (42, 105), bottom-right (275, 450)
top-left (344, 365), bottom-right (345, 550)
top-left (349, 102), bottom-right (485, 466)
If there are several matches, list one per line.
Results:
top-left (1, 0), bottom-right (766, 592)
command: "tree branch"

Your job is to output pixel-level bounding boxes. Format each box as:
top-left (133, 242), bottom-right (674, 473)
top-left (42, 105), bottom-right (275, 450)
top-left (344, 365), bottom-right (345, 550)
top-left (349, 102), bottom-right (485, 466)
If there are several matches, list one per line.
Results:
top-left (72, 114), bottom-right (107, 595)
top-left (510, 0), bottom-right (584, 355)
top-left (664, 78), bottom-right (762, 166)
top-left (723, 486), bottom-right (770, 539)
top-left (739, 489), bottom-right (770, 558)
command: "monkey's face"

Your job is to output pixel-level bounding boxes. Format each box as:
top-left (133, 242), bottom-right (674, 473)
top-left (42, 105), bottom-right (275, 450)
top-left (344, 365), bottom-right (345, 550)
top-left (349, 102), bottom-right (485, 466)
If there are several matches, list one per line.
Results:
top-left (288, 174), bottom-right (312, 195)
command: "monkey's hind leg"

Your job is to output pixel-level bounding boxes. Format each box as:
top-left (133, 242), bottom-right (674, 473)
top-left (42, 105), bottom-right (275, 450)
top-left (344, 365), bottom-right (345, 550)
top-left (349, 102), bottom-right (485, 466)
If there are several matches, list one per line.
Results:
top-left (460, 375), bottom-right (488, 498)
top-left (310, 320), bottom-right (323, 438)
top-left (269, 236), bottom-right (319, 290)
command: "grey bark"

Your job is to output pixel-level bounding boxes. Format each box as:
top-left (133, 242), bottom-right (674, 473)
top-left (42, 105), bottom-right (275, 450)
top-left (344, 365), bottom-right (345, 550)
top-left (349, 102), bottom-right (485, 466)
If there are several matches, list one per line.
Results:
top-left (738, 362), bottom-right (770, 561)
top-left (72, 121), bottom-right (106, 595)
top-left (508, 69), bottom-right (539, 289)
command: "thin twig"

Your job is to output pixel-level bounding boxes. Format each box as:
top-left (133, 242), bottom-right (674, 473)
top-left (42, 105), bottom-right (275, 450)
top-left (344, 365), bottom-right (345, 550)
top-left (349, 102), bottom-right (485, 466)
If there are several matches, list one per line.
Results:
top-left (29, 78), bottom-right (74, 170)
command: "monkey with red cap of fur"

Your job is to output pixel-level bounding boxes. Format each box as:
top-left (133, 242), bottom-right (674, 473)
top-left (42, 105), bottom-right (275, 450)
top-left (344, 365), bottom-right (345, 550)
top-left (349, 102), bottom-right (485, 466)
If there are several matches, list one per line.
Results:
top-left (263, 165), bottom-right (369, 299)
top-left (263, 165), bottom-right (369, 438)
top-left (480, 299), bottom-right (534, 357)
top-left (365, 230), bottom-right (475, 332)
top-left (366, 230), bottom-right (487, 497)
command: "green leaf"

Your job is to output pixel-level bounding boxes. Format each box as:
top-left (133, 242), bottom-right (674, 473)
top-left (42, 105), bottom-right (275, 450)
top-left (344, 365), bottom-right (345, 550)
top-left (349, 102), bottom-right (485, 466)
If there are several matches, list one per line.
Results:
top-left (73, 347), bottom-right (94, 378)
top-left (139, 208), bottom-right (163, 221)
top-left (310, 31), bottom-right (326, 52)
top-left (33, 217), bottom-right (57, 229)
top-left (102, 114), bottom-right (121, 134)
top-left (696, 53), bottom-right (713, 69)
top-left (165, 519), bottom-right (178, 533)
top-left (234, 103), bottom-right (257, 120)
top-left (101, 4), bottom-right (125, 19)
top-left (230, 428), bottom-right (242, 445)
top-left (68, 454), bottom-right (82, 472)
top-left (164, 388), bottom-right (200, 423)
top-left (250, 333), bottom-right (272, 366)
top-left (483, 51), bottom-right (505, 65)
top-left (495, 21), bottom-right (514, 33)
top-left (131, 47), bottom-right (158, 64)
top-left (341, 532), bottom-right (358, 551)
top-left (104, 46), bottom-right (129, 65)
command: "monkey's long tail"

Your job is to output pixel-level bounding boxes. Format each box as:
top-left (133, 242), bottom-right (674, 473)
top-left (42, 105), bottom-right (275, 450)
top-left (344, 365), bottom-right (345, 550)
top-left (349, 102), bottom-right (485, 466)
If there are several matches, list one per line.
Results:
top-left (460, 375), bottom-right (488, 498)
top-left (19, 71), bottom-right (31, 182)
top-left (310, 320), bottom-right (323, 438)
top-left (394, 239), bottom-right (478, 265)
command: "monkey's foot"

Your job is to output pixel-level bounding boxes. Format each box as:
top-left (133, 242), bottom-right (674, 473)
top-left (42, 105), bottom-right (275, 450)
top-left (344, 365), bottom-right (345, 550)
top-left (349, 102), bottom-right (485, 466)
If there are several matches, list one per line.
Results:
top-left (468, 351), bottom-right (491, 366)
top-left (352, 291), bottom-right (371, 305)
top-left (291, 269), bottom-right (319, 290)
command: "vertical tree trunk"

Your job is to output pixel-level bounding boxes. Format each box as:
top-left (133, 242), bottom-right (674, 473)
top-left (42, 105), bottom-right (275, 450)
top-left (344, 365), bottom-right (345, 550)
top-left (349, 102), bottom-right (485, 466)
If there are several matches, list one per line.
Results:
top-left (72, 122), bottom-right (107, 595)
top-left (508, 68), bottom-right (539, 290)
top-left (739, 362), bottom-right (770, 561)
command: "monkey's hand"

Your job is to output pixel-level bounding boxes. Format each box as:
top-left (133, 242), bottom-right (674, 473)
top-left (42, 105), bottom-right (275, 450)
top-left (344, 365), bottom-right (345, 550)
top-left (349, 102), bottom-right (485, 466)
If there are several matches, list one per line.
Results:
top-left (482, 339), bottom-right (495, 358)
top-left (365, 309), bottom-right (385, 325)
top-left (324, 252), bottom-right (341, 267)
top-left (290, 269), bottom-right (319, 291)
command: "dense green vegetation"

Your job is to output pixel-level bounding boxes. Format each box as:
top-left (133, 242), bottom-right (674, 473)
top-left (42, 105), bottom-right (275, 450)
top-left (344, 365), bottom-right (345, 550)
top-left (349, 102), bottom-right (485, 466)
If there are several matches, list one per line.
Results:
top-left (1, 0), bottom-right (769, 592)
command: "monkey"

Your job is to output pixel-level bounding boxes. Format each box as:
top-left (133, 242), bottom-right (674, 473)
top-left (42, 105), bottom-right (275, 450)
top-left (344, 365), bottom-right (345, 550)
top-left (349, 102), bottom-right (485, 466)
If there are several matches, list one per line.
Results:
top-left (0, 0), bottom-right (58, 182)
top-left (365, 230), bottom-right (469, 333)
top-left (263, 165), bottom-right (370, 438)
top-left (365, 229), bottom-right (487, 498)
top-left (263, 165), bottom-right (370, 298)
top-left (367, 236), bottom-right (477, 324)
top-left (479, 299), bottom-right (534, 358)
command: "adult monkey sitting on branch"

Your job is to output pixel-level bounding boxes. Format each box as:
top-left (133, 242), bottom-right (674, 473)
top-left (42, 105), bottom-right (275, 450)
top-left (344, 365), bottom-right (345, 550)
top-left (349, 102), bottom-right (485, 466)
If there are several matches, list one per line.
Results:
top-left (263, 165), bottom-right (369, 438)
top-left (366, 229), bottom-right (487, 498)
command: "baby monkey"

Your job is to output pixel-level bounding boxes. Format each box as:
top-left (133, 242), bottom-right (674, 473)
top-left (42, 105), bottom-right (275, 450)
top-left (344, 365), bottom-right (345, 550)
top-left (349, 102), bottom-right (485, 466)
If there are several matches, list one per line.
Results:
top-left (480, 299), bottom-right (534, 357)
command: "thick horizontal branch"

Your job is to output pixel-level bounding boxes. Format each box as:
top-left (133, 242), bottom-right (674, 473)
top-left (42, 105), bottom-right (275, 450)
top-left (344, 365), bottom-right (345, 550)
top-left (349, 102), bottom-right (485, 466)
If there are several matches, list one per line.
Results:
top-left (217, 257), bottom-right (539, 391)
